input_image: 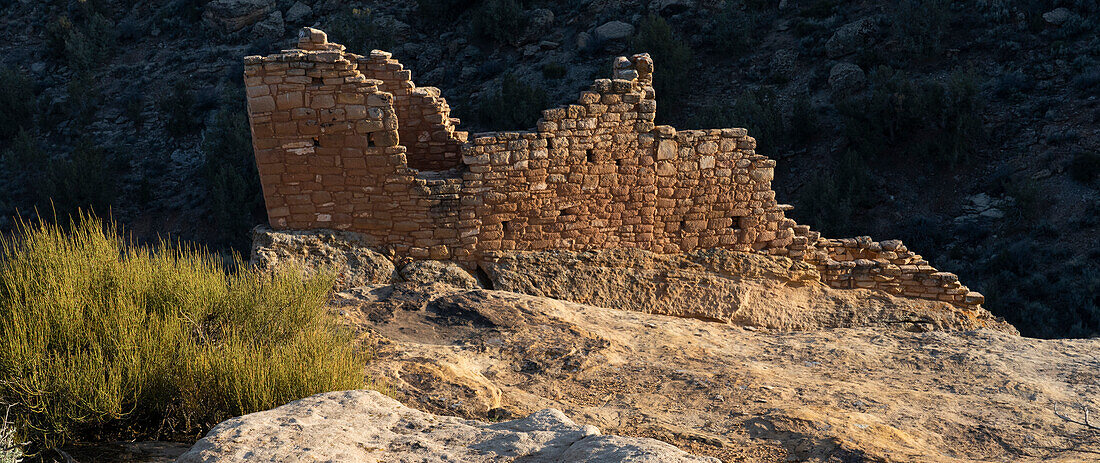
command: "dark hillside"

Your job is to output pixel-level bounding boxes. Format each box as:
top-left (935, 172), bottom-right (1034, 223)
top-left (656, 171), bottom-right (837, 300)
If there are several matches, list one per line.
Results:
top-left (0, 0), bottom-right (1096, 337)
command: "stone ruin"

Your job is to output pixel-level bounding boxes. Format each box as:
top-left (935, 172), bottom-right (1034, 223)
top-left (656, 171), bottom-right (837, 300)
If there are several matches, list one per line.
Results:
top-left (244, 27), bottom-right (986, 310)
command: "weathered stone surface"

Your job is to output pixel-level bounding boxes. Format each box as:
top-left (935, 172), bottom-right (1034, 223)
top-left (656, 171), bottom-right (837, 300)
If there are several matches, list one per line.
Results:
top-left (1042, 7), bottom-right (1075, 26)
top-left (593, 21), bottom-right (635, 42)
top-left (337, 284), bottom-right (1092, 462)
top-left (176, 390), bottom-right (717, 462)
top-left (825, 18), bottom-right (877, 58)
top-left (400, 259), bottom-right (481, 289)
top-left (480, 248), bottom-right (1014, 332)
top-left (204, 0), bottom-right (274, 32)
top-left (284, 1), bottom-right (311, 23)
top-left (252, 10), bottom-right (284, 40)
top-left (250, 226), bottom-right (396, 288)
top-left (828, 62), bottom-right (866, 93)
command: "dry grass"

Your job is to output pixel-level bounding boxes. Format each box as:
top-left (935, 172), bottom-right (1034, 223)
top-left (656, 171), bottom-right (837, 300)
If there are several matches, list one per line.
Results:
top-left (0, 214), bottom-right (364, 452)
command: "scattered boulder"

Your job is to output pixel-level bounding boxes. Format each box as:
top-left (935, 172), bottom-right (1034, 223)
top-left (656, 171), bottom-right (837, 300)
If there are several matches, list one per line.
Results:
top-left (828, 62), bottom-right (866, 93)
top-left (576, 31), bottom-right (593, 50)
top-left (1042, 7), bottom-right (1074, 26)
top-left (284, 1), bottom-right (312, 24)
top-left (955, 193), bottom-right (1013, 223)
top-left (203, 0), bottom-right (275, 33)
top-left (176, 390), bottom-right (717, 462)
top-left (400, 260), bottom-right (481, 289)
top-left (250, 226), bottom-right (397, 288)
top-left (593, 21), bottom-right (635, 42)
top-left (252, 10), bottom-right (284, 40)
top-left (825, 18), bottom-right (877, 59)
top-left (770, 49), bottom-right (797, 77)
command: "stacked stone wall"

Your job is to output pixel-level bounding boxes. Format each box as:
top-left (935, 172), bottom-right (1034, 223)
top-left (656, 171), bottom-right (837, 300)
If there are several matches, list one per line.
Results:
top-left (358, 51), bottom-right (467, 171)
top-left (245, 28), bottom-right (985, 311)
top-left (804, 236), bottom-right (986, 308)
top-left (245, 29), bottom-right (463, 259)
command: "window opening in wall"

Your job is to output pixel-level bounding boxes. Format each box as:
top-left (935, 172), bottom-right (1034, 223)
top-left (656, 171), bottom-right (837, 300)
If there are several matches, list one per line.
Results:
top-left (680, 219), bottom-right (687, 230)
top-left (501, 220), bottom-right (510, 236)
top-left (730, 216), bottom-right (743, 229)
top-left (615, 158), bottom-right (623, 167)
top-left (312, 137), bottom-right (320, 147)
top-left (367, 133), bottom-right (376, 147)
top-left (586, 149), bottom-right (594, 163)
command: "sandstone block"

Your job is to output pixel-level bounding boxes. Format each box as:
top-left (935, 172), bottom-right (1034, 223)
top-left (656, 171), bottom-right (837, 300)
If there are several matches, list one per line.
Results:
top-left (250, 96), bottom-right (277, 113)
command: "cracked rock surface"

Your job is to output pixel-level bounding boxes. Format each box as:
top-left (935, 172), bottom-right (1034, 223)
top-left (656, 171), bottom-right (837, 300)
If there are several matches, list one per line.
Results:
top-left (176, 389), bottom-right (717, 462)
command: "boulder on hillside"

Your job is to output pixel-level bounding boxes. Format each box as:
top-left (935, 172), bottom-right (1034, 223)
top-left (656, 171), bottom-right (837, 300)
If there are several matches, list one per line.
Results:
top-left (284, 1), bottom-right (312, 24)
top-left (250, 226), bottom-right (397, 288)
top-left (1042, 7), bottom-right (1075, 26)
top-left (203, 0), bottom-right (275, 33)
top-left (593, 21), bottom-right (635, 42)
top-left (176, 390), bottom-right (718, 462)
top-left (828, 62), bottom-right (866, 93)
top-left (252, 10), bottom-right (284, 40)
top-left (825, 17), bottom-right (877, 58)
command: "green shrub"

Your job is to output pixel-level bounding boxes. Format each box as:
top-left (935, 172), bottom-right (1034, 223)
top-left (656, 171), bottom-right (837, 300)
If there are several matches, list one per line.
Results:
top-left (1, 130), bottom-right (50, 211)
top-left (327, 7), bottom-right (395, 53)
top-left (1001, 175), bottom-right (1047, 227)
top-left (1, 132), bottom-right (117, 224)
top-left (476, 73), bottom-right (547, 130)
top-left (1069, 151), bottom-right (1100, 186)
top-left (541, 62), bottom-right (567, 79)
top-left (709, 1), bottom-right (768, 57)
top-left (891, 0), bottom-right (950, 60)
top-left (791, 150), bottom-right (875, 236)
top-left (44, 8), bottom-right (116, 72)
top-left (49, 139), bottom-right (117, 217)
top-left (202, 101), bottom-right (264, 250)
top-left (979, 248), bottom-right (1100, 339)
top-left (0, 67), bottom-right (35, 143)
top-left (633, 15), bottom-right (693, 121)
top-left (416, 0), bottom-right (478, 23)
top-left (124, 91), bottom-right (146, 131)
top-left (160, 80), bottom-right (201, 138)
top-left (837, 66), bottom-right (983, 167)
top-left (799, 0), bottom-right (837, 19)
top-left (0, 215), bottom-right (363, 452)
top-left (787, 94), bottom-right (818, 146)
top-left (686, 89), bottom-right (816, 156)
top-left (66, 71), bottom-right (104, 128)
top-left (730, 88), bottom-right (782, 153)
top-left (470, 0), bottom-right (527, 45)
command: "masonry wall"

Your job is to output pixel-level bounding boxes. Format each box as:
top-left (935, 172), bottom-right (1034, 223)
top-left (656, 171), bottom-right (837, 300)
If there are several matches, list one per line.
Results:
top-left (245, 29), bottom-right (463, 260)
top-left (245, 28), bottom-right (986, 311)
top-left (806, 237), bottom-right (986, 307)
top-left (359, 52), bottom-right (467, 172)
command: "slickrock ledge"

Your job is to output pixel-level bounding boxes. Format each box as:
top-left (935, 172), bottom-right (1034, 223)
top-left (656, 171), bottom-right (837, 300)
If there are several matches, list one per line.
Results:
top-left (176, 390), bottom-right (717, 462)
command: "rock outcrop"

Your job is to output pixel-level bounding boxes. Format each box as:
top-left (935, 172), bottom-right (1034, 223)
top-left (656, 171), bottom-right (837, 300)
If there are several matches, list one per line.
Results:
top-left (482, 248), bottom-right (1013, 332)
top-left (176, 389), bottom-right (717, 462)
top-left (400, 259), bottom-right (482, 289)
top-left (251, 228), bottom-right (1011, 332)
top-left (250, 226), bottom-right (397, 288)
top-left (338, 283), bottom-right (1100, 462)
